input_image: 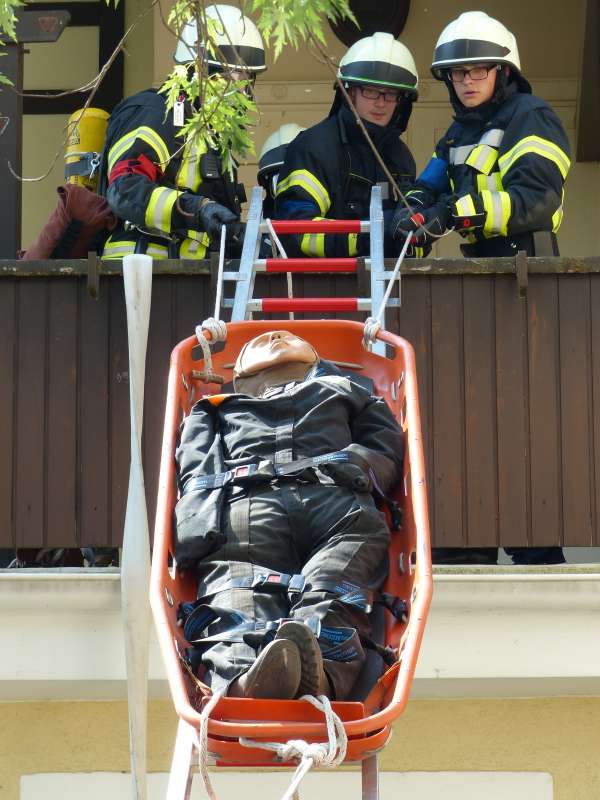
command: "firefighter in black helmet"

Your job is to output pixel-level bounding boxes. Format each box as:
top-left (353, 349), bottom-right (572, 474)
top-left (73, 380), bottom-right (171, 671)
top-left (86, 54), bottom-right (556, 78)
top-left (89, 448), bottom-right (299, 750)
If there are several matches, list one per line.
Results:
top-left (275, 33), bottom-right (422, 258)
top-left (100, 5), bottom-right (266, 260)
top-left (391, 11), bottom-right (571, 260)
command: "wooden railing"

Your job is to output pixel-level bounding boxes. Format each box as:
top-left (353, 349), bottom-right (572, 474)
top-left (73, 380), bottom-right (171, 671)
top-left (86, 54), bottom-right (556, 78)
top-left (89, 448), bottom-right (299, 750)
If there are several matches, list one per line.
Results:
top-left (2, 255), bottom-right (599, 548)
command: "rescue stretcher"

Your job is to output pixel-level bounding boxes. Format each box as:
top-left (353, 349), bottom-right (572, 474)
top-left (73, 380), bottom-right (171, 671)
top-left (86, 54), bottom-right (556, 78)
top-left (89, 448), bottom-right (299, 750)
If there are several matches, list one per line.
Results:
top-left (149, 187), bottom-right (432, 799)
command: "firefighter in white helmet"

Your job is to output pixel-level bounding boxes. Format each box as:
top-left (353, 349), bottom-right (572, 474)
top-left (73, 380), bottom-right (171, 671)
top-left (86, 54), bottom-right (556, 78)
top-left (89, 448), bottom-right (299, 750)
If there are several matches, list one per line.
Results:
top-left (100, 5), bottom-right (266, 261)
top-left (275, 33), bottom-right (423, 258)
top-left (258, 123), bottom-right (306, 219)
top-left (391, 11), bottom-right (571, 263)
top-left (394, 12), bottom-right (567, 568)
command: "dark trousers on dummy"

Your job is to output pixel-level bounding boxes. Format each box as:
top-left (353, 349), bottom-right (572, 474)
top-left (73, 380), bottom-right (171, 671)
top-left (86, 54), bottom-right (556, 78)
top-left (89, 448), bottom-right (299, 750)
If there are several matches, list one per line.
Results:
top-left (193, 480), bottom-right (390, 700)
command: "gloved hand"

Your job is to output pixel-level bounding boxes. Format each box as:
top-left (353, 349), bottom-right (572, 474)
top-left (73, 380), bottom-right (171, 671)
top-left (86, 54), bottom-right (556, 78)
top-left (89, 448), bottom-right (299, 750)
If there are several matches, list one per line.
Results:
top-left (178, 193), bottom-right (241, 242)
top-left (391, 197), bottom-right (451, 245)
top-left (197, 198), bottom-right (241, 241)
top-left (450, 193), bottom-right (486, 236)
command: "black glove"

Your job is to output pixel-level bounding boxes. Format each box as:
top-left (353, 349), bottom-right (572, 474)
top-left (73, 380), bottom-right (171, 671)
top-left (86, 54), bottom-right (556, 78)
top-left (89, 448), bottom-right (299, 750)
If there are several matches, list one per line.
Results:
top-left (197, 199), bottom-right (241, 241)
top-left (450, 193), bottom-right (486, 236)
top-left (391, 197), bottom-right (451, 245)
top-left (178, 193), bottom-right (241, 242)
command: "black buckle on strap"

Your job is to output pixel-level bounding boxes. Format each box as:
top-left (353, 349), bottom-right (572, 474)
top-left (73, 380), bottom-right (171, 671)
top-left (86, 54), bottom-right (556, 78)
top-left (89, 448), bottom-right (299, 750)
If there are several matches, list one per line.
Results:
top-left (252, 572), bottom-right (306, 593)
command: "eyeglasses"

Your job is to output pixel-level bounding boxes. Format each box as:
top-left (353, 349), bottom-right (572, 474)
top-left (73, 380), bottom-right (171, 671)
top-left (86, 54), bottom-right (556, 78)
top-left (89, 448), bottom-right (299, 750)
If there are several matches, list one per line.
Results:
top-left (448, 65), bottom-right (500, 83)
top-left (357, 86), bottom-right (401, 103)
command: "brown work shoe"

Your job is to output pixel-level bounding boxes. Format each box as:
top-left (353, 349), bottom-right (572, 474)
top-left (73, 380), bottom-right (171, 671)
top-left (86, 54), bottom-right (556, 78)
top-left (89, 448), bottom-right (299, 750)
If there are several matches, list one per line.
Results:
top-left (276, 621), bottom-right (331, 698)
top-left (228, 638), bottom-right (301, 699)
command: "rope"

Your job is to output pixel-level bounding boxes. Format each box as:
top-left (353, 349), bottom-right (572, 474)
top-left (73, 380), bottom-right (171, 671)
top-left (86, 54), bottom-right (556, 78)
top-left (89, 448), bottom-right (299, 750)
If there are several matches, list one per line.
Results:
top-left (265, 218), bottom-right (294, 321)
top-left (239, 694), bottom-right (348, 800)
top-left (195, 317), bottom-right (227, 383)
top-left (197, 688), bottom-right (226, 800)
top-left (363, 233), bottom-right (412, 346)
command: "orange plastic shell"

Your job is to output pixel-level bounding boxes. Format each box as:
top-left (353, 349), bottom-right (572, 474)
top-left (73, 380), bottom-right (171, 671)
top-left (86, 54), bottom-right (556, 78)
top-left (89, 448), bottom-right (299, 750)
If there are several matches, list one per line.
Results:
top-left (150, 319), bottom-right (432, 764)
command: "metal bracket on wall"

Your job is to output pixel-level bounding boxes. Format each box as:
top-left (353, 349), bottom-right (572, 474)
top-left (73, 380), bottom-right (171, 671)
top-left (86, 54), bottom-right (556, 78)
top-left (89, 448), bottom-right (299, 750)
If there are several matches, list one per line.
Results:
top-left (87, 251), bottom-right (100, 298)
top-left (515, 249), bottom-right (528, 299)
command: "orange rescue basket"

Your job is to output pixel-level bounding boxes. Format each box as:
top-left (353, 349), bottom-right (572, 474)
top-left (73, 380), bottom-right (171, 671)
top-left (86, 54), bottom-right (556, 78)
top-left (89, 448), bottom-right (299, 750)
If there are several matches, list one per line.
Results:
top-left (150, 317), bottom-right (432, 796)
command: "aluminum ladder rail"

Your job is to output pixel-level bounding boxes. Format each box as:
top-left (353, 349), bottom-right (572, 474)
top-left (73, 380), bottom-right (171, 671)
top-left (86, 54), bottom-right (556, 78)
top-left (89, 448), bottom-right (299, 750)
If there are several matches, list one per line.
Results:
top-left (217, 186), bottom-right (399, 348)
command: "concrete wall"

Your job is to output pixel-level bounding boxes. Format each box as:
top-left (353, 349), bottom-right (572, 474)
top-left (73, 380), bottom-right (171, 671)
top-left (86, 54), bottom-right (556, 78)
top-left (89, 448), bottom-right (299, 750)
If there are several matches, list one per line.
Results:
top-left (0, 698), bottom-right (598, 799)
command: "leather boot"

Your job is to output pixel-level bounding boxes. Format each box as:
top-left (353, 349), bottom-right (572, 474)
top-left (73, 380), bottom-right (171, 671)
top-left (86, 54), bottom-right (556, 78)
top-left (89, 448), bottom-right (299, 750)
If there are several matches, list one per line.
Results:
top-left (228, 638), bottom-right (301, 699)
top-left (276, 621), bottom-right (331, 698)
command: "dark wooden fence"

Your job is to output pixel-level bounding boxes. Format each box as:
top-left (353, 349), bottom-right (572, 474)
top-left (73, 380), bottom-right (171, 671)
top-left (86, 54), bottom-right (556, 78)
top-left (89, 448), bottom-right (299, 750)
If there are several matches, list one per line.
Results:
top-left (1, 256), bottom-right (599, 548)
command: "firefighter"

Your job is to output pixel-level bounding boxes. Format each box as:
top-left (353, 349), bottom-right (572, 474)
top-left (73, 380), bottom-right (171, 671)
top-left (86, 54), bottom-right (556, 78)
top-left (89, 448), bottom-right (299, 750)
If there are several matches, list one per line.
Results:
top-left (395, 11), bottom-right (567, 567)
top-left (175, 331), bottom-right (404, 699)
top-left (391, 11), bottom-right (571, 259)
top-left (257, 123), bottom-right (306, 220)
top-left (100, 4), bottom-right (266, 260)
top-left (274, 33), bottom-right (421, 258)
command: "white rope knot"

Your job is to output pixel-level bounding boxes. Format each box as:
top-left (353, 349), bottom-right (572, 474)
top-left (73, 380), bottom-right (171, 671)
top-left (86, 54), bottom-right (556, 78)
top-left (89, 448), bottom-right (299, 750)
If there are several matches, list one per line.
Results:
top-left (194, 317), bottom-right (227, 383)
top-left (363, 316), bottom-right (381, 346)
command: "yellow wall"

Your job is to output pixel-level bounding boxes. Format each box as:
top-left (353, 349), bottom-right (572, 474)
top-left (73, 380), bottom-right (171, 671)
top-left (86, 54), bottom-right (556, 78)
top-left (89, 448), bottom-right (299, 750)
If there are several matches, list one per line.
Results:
top-left (0, 698), bottom-right (599, 799)
top-left (20, 0), bottom-right (154, 250)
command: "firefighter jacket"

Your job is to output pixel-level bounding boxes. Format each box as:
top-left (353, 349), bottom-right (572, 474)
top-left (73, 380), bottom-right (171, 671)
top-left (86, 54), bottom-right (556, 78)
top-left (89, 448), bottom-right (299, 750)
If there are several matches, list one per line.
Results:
top-left (414, 81), bottom-right (571, 256)
top-left (274, 105), bottom-right (417, 258)
top-left (100, 89), bottom-right (245, 260)
top-left (174, 360), bottom-right (404, 568)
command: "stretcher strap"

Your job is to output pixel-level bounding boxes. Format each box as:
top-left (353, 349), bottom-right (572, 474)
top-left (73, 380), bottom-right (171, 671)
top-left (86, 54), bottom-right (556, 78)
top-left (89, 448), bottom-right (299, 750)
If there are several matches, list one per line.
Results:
top-left (182, 450), bottom-right (351, 494)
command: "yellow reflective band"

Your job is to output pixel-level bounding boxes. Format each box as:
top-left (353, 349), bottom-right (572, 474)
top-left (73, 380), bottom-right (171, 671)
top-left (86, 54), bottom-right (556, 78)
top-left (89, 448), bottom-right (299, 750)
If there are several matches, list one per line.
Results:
top-left (552, 189), bottom-right (565, 233)
top-left (455, 194), bottom-right (477, 217)
top-left (465, 144), bottom-right (498, 175)
top-left (101, 239), bottom-right (168, 259)
top-left (415, 247), bottom-right (424, 258)
top-left (301, 231), bottom-right (325, 257)
top-left (176, 139), bottom-right (204, 193)
top-left (476, 172), bottom-right (503, 192)
top-left (145, 187), bottom-right (179, 233)
top-left (101, 238), bottom-right (137, 260)
top-left (186, 229), bottom-right (210, 243)
top-left (498, 135), bottom-right (570, 180)
top-left (108, 126), bottom-right (171, 173)
top-left (276, 169), bottom-right (331, 216)
top-left (180, 236), bottom-right (208, 259)
top-left (348, 233), bottom-right (358, 257)
top-left (480, 189), bottom-right (511, 236)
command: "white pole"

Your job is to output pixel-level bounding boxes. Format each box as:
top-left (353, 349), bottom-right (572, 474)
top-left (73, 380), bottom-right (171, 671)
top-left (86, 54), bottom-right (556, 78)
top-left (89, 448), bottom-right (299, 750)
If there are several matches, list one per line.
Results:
top-left (121, 254), bottom-right (153, 800)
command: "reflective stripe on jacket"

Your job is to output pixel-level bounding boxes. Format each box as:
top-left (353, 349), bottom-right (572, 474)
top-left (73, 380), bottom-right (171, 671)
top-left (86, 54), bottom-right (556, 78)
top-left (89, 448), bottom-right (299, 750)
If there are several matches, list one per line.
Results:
top-left (415, 85), bottom-right (570, 254)
top-left (274, 105), bottom-right (417, 258)
top-left (100, 88), bottom-right (240, 260)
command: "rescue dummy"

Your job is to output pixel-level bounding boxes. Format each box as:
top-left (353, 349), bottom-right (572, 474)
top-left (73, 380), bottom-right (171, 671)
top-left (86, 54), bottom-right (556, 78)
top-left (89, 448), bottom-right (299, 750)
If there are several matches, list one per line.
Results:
top-left (275, 32), bottom-right (422, 258)
top-left (100, 4), bottom-right (266, 260)
top-left (391, 11), bottom-right (571, 258)
top-left (175, 331), bottom-right (404, 700)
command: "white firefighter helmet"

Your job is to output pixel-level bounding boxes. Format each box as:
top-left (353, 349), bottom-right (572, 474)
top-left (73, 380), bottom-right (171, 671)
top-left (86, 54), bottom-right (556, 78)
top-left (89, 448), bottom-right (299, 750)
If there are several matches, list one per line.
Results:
top-left (337, 32), bottom-right (418, 97)
top-left (431, 11), bottom-right (520, 79)
top-left (258, 123), bottom-right (305, 183)
top-left (174, 4), bottom-right (266, 73)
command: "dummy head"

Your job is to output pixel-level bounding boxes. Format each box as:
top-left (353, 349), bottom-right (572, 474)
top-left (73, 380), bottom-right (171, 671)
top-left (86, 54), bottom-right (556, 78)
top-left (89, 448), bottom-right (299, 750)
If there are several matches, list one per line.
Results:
top-left (233, 330), bottom-right (319, 396)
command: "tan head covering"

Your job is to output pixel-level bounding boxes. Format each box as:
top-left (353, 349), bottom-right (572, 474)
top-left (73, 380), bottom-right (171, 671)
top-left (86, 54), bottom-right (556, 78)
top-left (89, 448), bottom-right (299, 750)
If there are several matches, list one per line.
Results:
top-left (233, 331), bottom-right (319, 396)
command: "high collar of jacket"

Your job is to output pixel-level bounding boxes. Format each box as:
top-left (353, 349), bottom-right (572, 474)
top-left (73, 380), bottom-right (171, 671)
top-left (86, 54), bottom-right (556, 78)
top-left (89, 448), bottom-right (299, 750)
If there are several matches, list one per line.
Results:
top-left (449, 74), bottom-right (532, 124)
top-left (337, 104), bottom-right (400, 151)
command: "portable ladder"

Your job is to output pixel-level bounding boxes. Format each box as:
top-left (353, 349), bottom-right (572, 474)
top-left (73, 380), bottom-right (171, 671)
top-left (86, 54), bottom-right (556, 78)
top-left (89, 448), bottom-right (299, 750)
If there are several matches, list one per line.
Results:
top-left (214, 185), bottom-right (400, 344)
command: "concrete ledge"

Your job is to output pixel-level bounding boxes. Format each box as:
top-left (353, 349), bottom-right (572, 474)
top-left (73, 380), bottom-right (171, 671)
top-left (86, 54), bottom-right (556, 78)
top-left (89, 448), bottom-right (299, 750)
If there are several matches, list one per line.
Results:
top-left (1, 566), bottom-right (598, 701)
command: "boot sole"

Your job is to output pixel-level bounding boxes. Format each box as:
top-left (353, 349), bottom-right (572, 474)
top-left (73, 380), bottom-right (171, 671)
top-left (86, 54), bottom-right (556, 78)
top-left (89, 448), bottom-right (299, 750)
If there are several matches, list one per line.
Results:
top-left (230, 639), bottom-right (301, 699)
top-left (276, 621), bottom-right (326, 697)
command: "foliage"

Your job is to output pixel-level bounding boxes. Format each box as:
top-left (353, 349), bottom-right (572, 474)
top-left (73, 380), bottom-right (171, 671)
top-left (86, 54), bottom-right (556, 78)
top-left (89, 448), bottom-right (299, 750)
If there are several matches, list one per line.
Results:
top-left (0, 0), bottom-right (23, 84)
top-left (162, 0), bottom-right (355, 170)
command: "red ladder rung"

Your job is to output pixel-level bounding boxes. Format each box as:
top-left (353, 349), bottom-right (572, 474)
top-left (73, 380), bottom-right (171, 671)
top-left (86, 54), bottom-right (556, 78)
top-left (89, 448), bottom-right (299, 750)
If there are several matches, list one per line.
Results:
top-left (267, 220), bottom-right (366, 234)
top-left (261, 258), bottom-right (357, 273)
top-left (249, 298), bottom-right (371, 312)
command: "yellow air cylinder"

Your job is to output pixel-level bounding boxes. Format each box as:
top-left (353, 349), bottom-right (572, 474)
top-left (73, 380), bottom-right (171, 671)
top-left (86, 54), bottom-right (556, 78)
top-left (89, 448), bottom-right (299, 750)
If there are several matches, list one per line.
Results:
top-left (65, 107), bottom-right (109, 191)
